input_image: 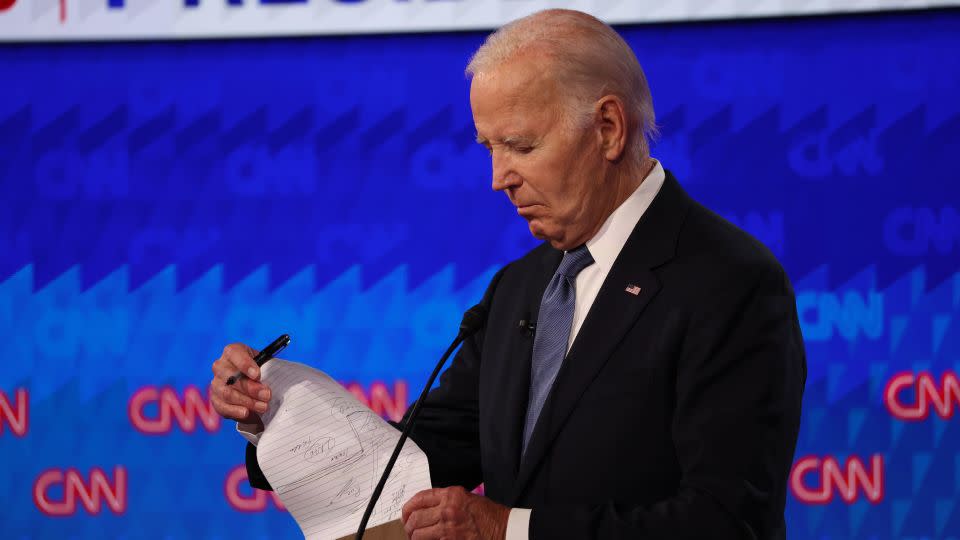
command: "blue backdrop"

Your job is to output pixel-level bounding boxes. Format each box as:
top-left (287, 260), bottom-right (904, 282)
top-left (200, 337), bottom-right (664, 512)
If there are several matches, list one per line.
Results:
top-left (2, 8), bottom-right (959, 539)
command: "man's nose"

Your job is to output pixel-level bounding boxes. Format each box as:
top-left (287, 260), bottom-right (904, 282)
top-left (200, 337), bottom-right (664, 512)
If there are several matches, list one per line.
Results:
top-left (491, 152), bottom-right (520, 192)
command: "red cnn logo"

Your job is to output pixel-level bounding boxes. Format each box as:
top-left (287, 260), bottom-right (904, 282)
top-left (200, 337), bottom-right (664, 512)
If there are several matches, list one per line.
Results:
top-left (0, 388), bottom-right (28, 437)
top-left (884, 370), bottom-right (960, 420)
top-left (129, 385), bottom-right (221, 434)
top-left (342, 380), bottom-right (409, 422)
top-left (790, 454), bottom-right (884, 504)
top-left (33, 466), bottom-right (127, 516)
top-left (224, 465), bottom-right (286, 512)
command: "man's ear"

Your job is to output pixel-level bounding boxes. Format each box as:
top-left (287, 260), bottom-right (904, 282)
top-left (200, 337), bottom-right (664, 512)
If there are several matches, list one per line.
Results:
top-left (596, 95), bottom-right (628, 162)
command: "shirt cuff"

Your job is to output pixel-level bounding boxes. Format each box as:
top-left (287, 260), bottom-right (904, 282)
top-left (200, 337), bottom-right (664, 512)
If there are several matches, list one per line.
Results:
top-left (236, 422), bottom-right (263, 446)
top-left (505, 508), bottom-right (531, 540)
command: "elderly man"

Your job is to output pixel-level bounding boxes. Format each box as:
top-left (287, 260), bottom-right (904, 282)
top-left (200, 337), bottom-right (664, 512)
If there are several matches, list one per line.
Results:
top-left (211, 9), bottom-right (805, 540)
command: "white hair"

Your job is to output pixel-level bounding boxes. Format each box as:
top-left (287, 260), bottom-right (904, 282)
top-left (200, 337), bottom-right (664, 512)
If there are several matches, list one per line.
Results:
top-left (466, 9), bottom-right (658, 159)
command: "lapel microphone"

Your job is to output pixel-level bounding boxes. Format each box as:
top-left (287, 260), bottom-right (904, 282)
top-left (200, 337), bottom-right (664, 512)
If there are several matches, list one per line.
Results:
top-left (518, 317), bottom-right (536, 337)
top-left (355, 303), bottom-right (488, 539)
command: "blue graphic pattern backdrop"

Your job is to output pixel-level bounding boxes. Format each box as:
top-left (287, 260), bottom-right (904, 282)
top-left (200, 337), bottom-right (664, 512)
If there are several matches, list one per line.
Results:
top-left (2, 9), bottom-right (960, 539)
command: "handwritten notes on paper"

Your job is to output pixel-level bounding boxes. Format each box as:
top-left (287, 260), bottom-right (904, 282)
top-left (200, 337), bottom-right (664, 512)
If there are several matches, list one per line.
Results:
top-left (255, 359), bottom-right (431, 540)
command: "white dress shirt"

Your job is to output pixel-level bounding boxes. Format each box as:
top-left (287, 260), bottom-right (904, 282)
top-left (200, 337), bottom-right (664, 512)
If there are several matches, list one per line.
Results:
top-left (505, 160), bottom-right (665, 539)
top-left (239, 161), bottom-right (667, 540)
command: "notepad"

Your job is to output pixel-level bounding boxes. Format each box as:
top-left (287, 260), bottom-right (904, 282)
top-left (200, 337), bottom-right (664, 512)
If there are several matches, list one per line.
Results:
top-left (255, 359), bottom-right (432, 540)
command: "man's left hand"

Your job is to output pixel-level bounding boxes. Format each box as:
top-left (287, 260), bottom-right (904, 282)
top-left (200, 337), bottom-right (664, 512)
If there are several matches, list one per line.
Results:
top-left (401, 486), bottom-right (510, 540)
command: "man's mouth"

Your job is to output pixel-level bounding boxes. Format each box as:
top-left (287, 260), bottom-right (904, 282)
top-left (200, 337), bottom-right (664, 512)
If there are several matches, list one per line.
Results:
top-left (516, 204), bottom-right (539, 217)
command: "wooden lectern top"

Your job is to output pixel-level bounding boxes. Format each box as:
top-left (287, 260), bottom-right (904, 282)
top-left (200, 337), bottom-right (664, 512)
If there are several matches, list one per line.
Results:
top-left (335, 519), bottom-right (406, 540)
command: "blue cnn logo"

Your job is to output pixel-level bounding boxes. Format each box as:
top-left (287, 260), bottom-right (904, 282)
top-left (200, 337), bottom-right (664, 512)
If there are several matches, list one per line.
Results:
top-left (796, 290), bottom-right (884, 342)
top-left (883, 206), bottom-right (960, 256)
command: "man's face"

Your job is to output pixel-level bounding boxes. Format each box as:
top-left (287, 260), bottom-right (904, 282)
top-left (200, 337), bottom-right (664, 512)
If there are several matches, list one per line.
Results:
top-left (470, 56), bottom-right (610, 251)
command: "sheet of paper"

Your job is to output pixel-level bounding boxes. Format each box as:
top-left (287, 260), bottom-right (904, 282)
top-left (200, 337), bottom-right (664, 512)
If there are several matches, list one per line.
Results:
top-left (255, 359), bottom-right (432, 540)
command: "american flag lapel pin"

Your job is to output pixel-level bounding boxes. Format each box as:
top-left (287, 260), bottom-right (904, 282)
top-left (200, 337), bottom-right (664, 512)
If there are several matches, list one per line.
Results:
top-left (625, 284), bottom-right (642, 296)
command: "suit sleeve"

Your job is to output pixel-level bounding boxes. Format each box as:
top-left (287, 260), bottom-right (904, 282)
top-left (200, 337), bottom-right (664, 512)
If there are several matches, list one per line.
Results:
top-left (530, 261), bottom-right (807, 540)
top-left (245, 441), bottom-right (272, 490)
top-left (244, 265), bottom-right (508, 492)
top-left (402, 265), bottom-right (508, 489)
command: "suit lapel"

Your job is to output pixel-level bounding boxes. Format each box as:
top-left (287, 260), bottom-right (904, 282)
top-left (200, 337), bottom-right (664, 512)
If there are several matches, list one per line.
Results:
top-left (497, 247), bottom-right (562, 492)
top-left (509, 173), bottom-right (691, 503)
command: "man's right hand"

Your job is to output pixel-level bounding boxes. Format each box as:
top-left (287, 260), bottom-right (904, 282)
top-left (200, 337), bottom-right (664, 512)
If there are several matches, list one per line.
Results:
top-left (210, 343), bottom-right (272, 426)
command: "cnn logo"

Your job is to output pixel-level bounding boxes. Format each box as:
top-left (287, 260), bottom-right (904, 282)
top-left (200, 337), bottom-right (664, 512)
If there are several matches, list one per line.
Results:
top-left (790, 454), bottom-right (884, 504)
top-left (1, 388), bottom-right (28, 437)
top-left (224, 465), bottom-right (285, 512)
top-left (128, 385), bottom-right (220, 434)
top-left (885, 371), bottom-right (960, 421)
top-left (342, 380), bottom-right (408, 422)
top-left (33, 466), bottom-right (127, 516)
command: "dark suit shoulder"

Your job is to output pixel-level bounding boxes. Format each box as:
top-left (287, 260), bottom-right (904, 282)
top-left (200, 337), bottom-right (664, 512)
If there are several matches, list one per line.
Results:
top-left (666, 198), bottom-right (792, 303)
top-left (678, 199), bottom-right (784, 278)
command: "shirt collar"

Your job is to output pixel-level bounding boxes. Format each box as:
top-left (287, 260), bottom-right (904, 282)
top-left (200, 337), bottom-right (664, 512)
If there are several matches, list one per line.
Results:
top-left (582, 159), bottom-right (666, 273)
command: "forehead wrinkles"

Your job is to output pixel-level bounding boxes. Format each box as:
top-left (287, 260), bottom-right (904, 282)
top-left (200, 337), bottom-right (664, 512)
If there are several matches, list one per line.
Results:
top-left (472, 58), bottom-right (563, 137)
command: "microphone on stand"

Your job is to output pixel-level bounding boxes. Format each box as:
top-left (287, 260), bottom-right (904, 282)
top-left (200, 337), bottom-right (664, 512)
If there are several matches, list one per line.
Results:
top-left (355, 303), bottom-right (488, 539)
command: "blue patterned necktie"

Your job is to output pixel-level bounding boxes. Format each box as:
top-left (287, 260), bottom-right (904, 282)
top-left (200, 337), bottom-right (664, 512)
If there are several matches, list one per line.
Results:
top-left (522, 245), bottom-right (594, 456)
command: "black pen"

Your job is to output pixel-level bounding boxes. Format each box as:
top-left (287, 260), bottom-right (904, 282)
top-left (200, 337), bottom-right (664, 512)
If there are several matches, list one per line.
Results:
top-left (225, 333), bottom-right (291, 386)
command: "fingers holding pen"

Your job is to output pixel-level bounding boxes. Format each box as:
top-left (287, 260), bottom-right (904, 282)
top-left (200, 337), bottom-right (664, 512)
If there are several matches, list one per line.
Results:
top-left (210, 336), bottom-right (287, 422)
top-left (221, 343), bottom-right (261, 381)
top-left (212, 344), bottom-right (264, 388)
top-left (210, 342), bottom-right (270, 421)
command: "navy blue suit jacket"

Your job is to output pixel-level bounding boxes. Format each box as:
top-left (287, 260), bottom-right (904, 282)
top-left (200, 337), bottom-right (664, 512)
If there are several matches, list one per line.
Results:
top-left (247, 172), bottom-right (806, 539)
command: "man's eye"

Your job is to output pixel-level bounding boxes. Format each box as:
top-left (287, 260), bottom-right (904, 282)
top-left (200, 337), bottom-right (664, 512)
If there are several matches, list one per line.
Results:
top-left (514, 146), bottom-right (534, 154)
